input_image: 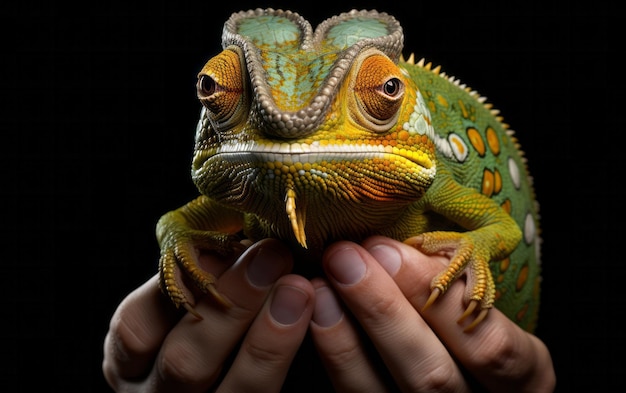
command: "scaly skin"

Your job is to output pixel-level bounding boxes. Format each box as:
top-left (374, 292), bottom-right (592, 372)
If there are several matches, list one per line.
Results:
top-left (156, 9), bottom-right (541, 332)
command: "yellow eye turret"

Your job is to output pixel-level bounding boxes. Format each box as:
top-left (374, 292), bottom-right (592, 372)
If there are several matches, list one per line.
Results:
top-left (196, 47), bottom-right (249, 131)
top-left (350, 51), bottom-right (405, 132)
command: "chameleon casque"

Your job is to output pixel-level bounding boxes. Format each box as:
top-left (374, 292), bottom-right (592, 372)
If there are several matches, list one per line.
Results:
top-left (156, 8), bottom-right (541, 332)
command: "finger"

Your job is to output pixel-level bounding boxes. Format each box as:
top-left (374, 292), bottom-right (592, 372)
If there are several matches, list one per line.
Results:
top-left (322, 241), bottom-right (470, 393)
top-left (103, 274), bottom-right (182, 390)
top-left (103, 240), bottom-right (252, 391)
top-left (362, 236), bottom-right (556, 392)
top-left (309, 278), bottom-right (391, 393)
top-left (217, 275), bottom-right (314, 393)
top-left (147, 238), bottom-right (294, 392)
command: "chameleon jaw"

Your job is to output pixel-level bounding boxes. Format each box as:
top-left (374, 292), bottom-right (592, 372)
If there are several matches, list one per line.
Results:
top-left (285, 188), bottom-right (307, 248)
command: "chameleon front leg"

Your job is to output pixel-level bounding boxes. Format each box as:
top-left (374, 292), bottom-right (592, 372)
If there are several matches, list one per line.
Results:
top-left (156, 195), bottom-right (245, 317)
top-left (406, 174), bottom-right (522, 331)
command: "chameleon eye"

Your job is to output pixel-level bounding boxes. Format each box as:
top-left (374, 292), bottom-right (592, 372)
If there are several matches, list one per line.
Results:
top-left (196, 47), bottom-right (248, 130)
top-left (383, 78), bottom-right (402, 97)
top-left (350, 52), bottom-right (405, 132)
top-left (198, 75), bottom-right (217, 96)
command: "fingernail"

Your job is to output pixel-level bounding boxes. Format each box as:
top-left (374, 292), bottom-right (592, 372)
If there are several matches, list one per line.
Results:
top-left (270, 286), bottom-right (308, 325)
top-left (368, 244), bottom-right (401, 276)
top-left (247, 246), bottom-right (287, 287)
top-left (312, 285), bottom-right (343, 328)
top-left (327, 247), bottom-right (366, 285)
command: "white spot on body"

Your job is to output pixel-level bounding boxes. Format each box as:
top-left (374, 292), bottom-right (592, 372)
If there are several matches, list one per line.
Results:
top-left (524, 213), bottom-right (536, 245)
top-left (448, 133), bottom-right (468, 162)
top-left (508, 157), bottom-right (521, 189)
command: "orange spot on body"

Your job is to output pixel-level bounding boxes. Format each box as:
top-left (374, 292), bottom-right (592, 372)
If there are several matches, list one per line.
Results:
top-left (467, 127), bottom-right (486, 156)
top-left (516, 303), bottom-right (529, 322)
top-left (500, 257), bottom-right (510, 272)
top-left (458, 99), bottom-right (469, 118)
top-left (494, 168), bottom-right (502, 194)
top-left (501, 199), bottom-right (512, 214)
top-left (486, 126), bottom-right (500, 155)
top-left (481, 169), bottom-right (494, 197)
top-left (437, 94), bottom-right (449, 108)
top-left (516, 264), bottom-right (529, 291)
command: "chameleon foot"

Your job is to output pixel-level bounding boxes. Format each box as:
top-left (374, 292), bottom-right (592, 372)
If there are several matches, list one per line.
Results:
top-left (422, 288), bottom-right (489, 332)
top-left (406, 232), bottom-right (495, 331)
top-left (158, 242), bottom-right (234, 319)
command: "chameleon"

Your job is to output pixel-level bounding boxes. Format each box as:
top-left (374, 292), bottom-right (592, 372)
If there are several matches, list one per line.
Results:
top-left (156, 8), bottom-right (541, 333)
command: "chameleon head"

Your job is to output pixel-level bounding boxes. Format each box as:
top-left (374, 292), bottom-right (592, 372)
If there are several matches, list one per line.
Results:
top-left (191, 9), bottom-right (437, 249)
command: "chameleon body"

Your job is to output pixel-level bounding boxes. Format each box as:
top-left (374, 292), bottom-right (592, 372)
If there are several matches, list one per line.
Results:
top-left (156, 9), bottom-right (541, 332)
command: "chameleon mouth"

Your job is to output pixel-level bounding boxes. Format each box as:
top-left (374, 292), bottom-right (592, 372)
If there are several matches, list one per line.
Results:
top-left (193, 141), bottom-right (434, 170)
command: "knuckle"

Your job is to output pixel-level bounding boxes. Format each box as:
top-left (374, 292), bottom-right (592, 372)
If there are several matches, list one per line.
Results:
top-left (472, 324), bottom-right (527, 378)
top-left (409, 360), bottom-right (459, 393)
top-left (321, 339), bottom-right (363, 370)
top-left (243, 340), bottom-right (288, 365)
top-left (223, 296), bottom-right (266, 321)
top-left (107, 312), bottom-right (150, 361)
top-left (157, 341), bottom-right (218, 387)
top-left (364, 292), bottom-right (403, 323)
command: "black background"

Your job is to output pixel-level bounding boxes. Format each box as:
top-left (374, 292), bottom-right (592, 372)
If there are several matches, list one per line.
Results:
top-left (3, 0), bottom-right (617, 391)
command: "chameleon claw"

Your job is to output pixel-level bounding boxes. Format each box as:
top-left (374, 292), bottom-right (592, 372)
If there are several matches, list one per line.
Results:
top-left (183, 303), bottom-right (204, 320)
top-left (206, 283), bottom-right (232, 309)
top-left (404, 235), bottom-right (424, 248)
top-left (181, 283), bottom-right (232, 321)
top-left (462, 308), bottom-right (489, 332)
top-left (457, 299), bottom-right (478, 323)
top-left (458, 300), bottom-right (489, 332)
top-left (422, 287), bottom-right (441, 311)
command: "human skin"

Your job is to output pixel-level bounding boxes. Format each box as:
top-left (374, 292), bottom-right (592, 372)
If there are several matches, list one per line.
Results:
top-left (102, 237), bottom-right (556, 392)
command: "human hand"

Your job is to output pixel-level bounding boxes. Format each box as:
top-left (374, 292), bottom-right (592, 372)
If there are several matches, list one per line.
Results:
top-left (103, 235), bottom-right (556, 392)
top-left (309, 236), bottom-right (556, 392)
top-left (102, 238), bottom-right (315, 392)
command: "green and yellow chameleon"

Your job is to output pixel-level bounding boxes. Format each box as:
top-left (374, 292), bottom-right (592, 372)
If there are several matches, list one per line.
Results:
top-left (156, 8), bottom-right (541, 333)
